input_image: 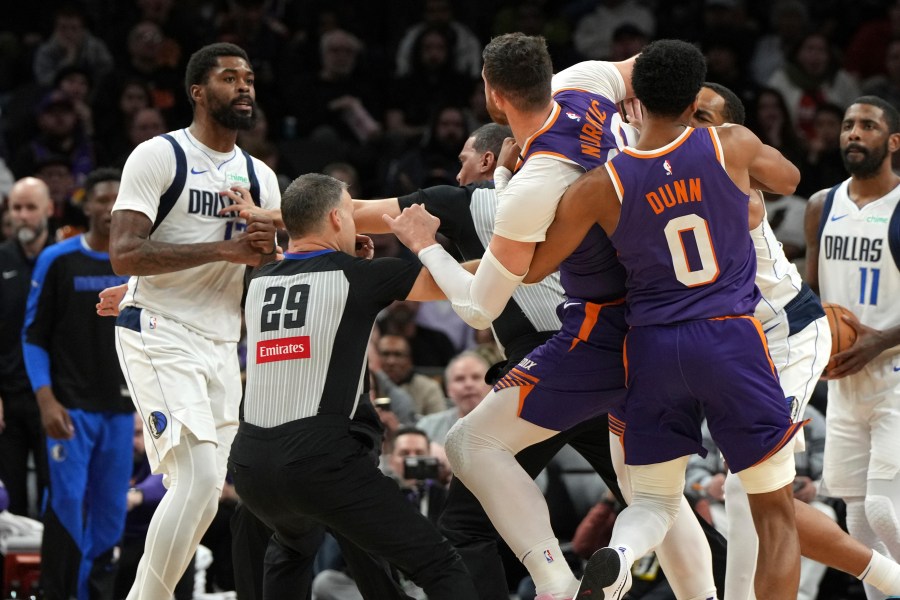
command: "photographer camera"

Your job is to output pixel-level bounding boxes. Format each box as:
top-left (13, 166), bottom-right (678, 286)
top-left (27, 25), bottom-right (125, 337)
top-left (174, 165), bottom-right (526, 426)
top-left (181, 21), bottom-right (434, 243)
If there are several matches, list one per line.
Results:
top-left (389, 427), bottom-right (447, 523)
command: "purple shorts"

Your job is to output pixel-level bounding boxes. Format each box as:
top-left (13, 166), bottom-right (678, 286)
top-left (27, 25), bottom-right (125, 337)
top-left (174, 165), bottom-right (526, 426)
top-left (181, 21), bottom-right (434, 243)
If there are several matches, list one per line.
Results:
top-left (493, 298), bottom-right (628, 432)
top-left (622, 316), bottom-right (801, 473)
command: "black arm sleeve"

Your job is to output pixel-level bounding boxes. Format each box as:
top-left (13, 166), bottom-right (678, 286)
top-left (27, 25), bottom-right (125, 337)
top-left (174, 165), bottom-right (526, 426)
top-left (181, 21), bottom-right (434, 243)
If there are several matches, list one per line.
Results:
top-left (398, 185), bottom-right (473, 241)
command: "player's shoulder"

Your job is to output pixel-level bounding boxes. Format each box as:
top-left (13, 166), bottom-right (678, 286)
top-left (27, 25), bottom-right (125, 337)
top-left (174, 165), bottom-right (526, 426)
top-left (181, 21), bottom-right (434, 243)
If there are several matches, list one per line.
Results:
top-left (808, 182), bottom-right (845, 208)
top-left (127, 131), bottom-right (182, 164)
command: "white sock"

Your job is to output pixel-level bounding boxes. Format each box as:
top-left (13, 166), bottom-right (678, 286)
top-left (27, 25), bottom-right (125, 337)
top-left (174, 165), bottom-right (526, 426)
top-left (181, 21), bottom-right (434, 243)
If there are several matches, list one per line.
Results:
top-left (859, 550), bottom-right (900, 595)
top-left (522, 537), bottom-right (578, 598)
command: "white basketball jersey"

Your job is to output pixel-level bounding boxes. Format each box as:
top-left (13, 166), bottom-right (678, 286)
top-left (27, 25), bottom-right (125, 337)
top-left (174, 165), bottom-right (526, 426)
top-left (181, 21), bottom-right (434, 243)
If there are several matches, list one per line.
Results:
top-left (818, 179), bottom-right (900, 337)
top-left (752, 200), bottom-right (804, 326)
top-left (114, 129), bottom-right (281, 342)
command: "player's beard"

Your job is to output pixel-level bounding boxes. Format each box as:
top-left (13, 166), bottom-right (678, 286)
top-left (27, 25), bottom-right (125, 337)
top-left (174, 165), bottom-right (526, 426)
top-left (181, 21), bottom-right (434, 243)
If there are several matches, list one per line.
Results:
top-left (210, 96), bottom-right (259, 131)
top-left (842, 140), bottom-right (888, 179)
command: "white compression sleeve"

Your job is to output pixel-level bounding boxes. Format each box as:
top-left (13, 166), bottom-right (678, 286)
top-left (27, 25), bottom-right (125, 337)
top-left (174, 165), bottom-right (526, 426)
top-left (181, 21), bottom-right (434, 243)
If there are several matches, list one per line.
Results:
top-left (418, 244), bottom-right (524, 330)
top-left (493, 166), bottom-right (512, 192)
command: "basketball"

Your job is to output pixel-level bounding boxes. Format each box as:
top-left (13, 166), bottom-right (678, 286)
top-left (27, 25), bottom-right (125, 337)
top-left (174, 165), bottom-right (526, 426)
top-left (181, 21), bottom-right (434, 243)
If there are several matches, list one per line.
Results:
top-left (823, 302), bottom-right (859, 371)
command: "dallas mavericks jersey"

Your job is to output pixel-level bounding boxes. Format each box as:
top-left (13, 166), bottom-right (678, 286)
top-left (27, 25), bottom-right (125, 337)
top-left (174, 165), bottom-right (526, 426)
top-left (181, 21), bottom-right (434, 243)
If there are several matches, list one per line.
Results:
top-left (607, 127), bottom-right (760, 326)
top-left (818, 178), bottom-right (900, 335)
top-left (243, 250), bottom-right (420, 428)
top-left (752, 199), bottom-right (804, 325)
top-left (518, 85), bottom-right (630, 302)
top-left (114, 129), bottom-right (280, 342)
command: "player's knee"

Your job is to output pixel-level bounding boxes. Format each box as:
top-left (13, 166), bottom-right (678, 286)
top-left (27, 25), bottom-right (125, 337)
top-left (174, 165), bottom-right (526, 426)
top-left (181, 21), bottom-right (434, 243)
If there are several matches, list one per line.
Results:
top-left (864, 494), bottom-right (900, 541)
top-left (632, 488), bottom-right (682, 530)
top-left (444, 419), bottom-right (468, 476)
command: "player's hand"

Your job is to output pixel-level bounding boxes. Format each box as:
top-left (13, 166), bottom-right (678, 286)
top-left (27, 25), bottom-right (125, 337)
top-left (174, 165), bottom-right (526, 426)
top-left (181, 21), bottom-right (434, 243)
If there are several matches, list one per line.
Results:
top-left (792, 476), bottom-right (817, 503)
top-left (497, 137), bottom-right (521, 172)
top-left (355, 234), bottom-right (375, 259)
top-left (126, 488), bottom-right (144, 511)
top-left (383, 204), bottom-right (441, 254)
top-left (621, 97), bottom-right (644, 131)
top-left (823, 317), bottom-right (883, 379)
top-left (36, 388), bottom-right (74, 440)
top-left (223, 210), bottom-right (277, 266)
top-left (218, 186), bottom-right (257, 217)
top-left (97, 283), bottom-right (128, 317)
top-left (705, 473), bottom-right (726, 501)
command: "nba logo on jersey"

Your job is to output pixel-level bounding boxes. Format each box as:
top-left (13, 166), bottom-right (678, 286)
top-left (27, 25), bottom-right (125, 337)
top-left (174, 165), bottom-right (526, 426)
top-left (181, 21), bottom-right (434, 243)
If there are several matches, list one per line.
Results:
top-left (566, 111), bottom-right (581, 122)
top-left (148, 316), bottom-right (158, 329)
top-left (543, 549), bottom-right (554, 563)
top-left (664, 160), bottom-right (673, 176)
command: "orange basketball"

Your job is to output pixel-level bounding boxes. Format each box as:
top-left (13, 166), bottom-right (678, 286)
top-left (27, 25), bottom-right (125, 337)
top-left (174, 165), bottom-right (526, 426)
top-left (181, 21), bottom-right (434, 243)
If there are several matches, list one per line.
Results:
top-left (822, 302), bottom-right (859, 372)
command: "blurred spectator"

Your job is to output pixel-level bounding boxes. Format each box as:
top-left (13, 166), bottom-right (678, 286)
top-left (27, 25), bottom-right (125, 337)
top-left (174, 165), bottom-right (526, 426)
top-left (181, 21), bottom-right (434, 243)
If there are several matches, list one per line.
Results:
top-left (111, 107), bottom-right (168, 167)
top-left (746, 87), bottom-right (807, 168)
top-left (33, 4), bottom-right (113, 88)
top-left (215, 0), bottom-right (289, 122)
top-left (844, 0), bottom-right (900, 81)
top-left (10, 90), bottom-right (95, 184)
top-left (572, 0), bottom-right (655, 60)
top-left (395, 0), bottom-right (482, 79)
top-left (53, 65), bottom-right (95, 137)
top-left (31, 156), bottom-right (76, 231)
top-left (609, 23), bottom-right (650, 62)
top-left (375, 334), bottom-right (446, 419)
top-left (862, 37), bottom-right (900, 110)
top-left (287, 29), bottom-right (383, 144)
top-left (492, 1), bottom-right (576, 69)
top-left (750, 0), bottom-right (810, 85)
top-left (702, 37), bottom-right (760, 109)
top-left (386, 29), bottom-right (473, 138)
top-left (96, 21), bottom-right (190, 126)
top-left (766, 31), bottom-right (861, 141)
top-left (416, 351), bottom-right (490, 446)
top-left (798, 102), bottom-right (846, 199)
top-left (385, 105), bottom-right (469, 195)
top-left (93, 78), bottom-right (153, 160)
top-left (762, 191), bottom-right (808, 264)
top-left (323, 162), bottom-right (363, 199)
top-left (379, 301), bottom-right (457, 368)
top-left (0, 159), bottom-right (14, 199)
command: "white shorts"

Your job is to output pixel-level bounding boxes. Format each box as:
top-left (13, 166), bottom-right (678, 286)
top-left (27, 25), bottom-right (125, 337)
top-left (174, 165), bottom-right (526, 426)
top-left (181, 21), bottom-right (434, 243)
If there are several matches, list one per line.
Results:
top-left (115, 307), bottom-right (241, 486)
top-left (822, 351), bottom-right (900, 498)
top-left (765, 313), bottom-right (831, 451)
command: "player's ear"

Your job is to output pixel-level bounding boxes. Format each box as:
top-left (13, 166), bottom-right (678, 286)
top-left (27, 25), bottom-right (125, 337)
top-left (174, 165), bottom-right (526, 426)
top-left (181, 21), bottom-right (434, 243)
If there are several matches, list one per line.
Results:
top-left (482, 151), bottom-right (496, 173)
top-left (888, 131), bottom-right (900, 154)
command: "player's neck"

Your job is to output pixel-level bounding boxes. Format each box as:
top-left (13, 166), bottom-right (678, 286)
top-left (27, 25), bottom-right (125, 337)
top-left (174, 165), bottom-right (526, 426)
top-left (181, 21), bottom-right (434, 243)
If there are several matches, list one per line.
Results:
top-left (848, 166), bottom-right (900, 208)
top-left (188, 116), bottom-right (238, 153)
top-left (635, 118), bottom-right (688, 151)
top-left (509, 102), bottom-right (554, 147)
top-left (83, 230), bottom-right (110, 253)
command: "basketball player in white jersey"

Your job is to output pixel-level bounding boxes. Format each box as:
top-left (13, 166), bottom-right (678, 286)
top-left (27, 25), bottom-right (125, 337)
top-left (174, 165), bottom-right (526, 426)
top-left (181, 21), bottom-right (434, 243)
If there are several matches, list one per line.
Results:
top-left (691, 85), bottom-right (900, 599)
top-left (806, 96), bottom-right (900, 599)
top-left (109, 43), bottom-right (280, 599)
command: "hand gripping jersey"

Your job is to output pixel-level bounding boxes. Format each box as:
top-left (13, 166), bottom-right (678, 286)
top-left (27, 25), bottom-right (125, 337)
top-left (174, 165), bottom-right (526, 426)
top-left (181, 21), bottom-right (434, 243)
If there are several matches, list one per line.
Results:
top-left (607, 127), bottom-right (760, 325)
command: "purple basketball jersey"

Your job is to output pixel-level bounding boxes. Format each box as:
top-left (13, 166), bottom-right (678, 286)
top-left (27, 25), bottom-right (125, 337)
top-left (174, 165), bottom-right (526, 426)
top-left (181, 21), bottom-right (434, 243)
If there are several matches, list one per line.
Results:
top-left (607, 127), bottom-right (760, 325)
top-left (519, 90), bottom-right (628, 302)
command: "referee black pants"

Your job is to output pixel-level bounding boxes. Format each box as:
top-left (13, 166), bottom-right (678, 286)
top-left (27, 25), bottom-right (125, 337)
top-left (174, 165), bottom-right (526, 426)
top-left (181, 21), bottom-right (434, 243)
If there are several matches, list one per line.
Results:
top-left (229, 415), bottom-right (476, 600)
top-left (437, 413), bottom-right (728, 599)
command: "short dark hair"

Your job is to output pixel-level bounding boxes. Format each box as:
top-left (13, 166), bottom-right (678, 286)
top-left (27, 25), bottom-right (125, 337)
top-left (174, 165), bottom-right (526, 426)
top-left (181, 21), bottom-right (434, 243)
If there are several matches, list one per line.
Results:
top-left (852, 95), bottom-right (900, 134)
top-left (395, 426), bottom-right (430, 446)
top-left (633, 40), bottom-right (707, 118)
top-left (281, 173), bottom-right (346, 238)
top-left (470, 123), bottom-right (512, 157)
top-left (702, 82), bottom-right (745, 125)
top-left (83, 168), bottom-right (121, 197)
top-left (483, 33), bottom-right (552, 112)
top-left (184, 43), bottom-right (250, 107)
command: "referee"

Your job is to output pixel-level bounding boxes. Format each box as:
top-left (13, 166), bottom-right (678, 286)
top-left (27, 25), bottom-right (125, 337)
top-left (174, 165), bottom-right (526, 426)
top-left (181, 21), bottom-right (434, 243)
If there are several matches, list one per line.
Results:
top-left (353, 123), bottom-right (727, 598)
top-left (229, 173), bottom-right (476, 599)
